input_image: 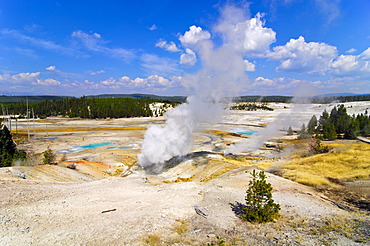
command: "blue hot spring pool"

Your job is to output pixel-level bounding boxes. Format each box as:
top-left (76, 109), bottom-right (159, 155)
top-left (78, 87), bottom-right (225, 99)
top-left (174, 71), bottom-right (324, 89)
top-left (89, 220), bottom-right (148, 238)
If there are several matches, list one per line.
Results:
top-left (57, 142), bottom-right (113, 153)
top-left (235, 130), bottom-right (258, 135)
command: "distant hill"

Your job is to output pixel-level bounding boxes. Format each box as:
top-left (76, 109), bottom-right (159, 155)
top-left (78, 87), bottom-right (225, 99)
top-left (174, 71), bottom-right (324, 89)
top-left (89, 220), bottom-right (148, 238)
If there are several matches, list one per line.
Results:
top-left (315, 93), bottom-right (359, 97)
top-left (0, 95), bottom-right (70, 104)
top-left (236, 95), bottom-right (293, 103)
top-left (311, 94), bottom-right (370, 103)
top-left (86, 94), bottom-right (187, 102)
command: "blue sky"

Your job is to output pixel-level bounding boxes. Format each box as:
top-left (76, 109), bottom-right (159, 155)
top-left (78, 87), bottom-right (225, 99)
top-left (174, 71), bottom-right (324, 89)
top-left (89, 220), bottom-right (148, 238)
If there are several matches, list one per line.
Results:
top-left (0, 0), bottom-right (369, 96)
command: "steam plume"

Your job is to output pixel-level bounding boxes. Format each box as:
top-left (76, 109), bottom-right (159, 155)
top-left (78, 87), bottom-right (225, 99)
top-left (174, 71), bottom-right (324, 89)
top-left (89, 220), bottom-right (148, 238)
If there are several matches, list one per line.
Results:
top-left (138, 5), bottom-right (269, 172)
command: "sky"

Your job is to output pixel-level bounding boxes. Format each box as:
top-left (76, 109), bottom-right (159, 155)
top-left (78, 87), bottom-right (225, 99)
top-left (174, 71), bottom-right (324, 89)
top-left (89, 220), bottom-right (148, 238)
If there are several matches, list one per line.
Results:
top-left (0, 0), bottom-right (369, 97)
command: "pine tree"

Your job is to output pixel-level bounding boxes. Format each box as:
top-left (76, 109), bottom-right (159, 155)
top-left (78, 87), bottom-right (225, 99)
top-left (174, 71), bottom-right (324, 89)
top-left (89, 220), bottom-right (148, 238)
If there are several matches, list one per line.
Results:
top-left (242, 170), bottom-right (280, 223)
top-left (307, 115), bottom-right (317, 134)
top-left (287, 126), bottom-right (294, 136)
top-left (0, 123), bottom-right (24, 167)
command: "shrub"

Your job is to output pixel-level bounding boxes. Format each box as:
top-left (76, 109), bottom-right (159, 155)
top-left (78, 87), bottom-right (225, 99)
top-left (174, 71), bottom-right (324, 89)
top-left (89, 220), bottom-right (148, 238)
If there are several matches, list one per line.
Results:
top-left (309, 139), bottom-right (330, 155)
top-left (42, 147), bottom-right (56, 165)
top-left (242, 170), bottom-right (280, 223)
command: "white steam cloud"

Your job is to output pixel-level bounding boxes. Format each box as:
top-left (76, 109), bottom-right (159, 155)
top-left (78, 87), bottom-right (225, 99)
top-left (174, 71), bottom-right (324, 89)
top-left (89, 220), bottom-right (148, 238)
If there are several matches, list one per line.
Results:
top-left (138, 5), bottom-right (264, 172)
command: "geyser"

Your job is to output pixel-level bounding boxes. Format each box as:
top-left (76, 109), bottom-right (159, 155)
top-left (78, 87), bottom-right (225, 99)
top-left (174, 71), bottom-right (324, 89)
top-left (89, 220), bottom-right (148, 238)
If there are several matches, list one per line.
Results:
top-left (138, 5), bottom-right (276, 172)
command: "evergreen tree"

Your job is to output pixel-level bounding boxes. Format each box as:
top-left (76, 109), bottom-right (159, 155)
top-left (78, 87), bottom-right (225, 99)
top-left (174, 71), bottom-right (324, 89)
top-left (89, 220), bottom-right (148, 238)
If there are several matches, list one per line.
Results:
top-left (287, 126), bottom-right (294, 136)
top-left (322, 120), bottom-right (337, 140)
top-left (0, 123), bottom-right (25, 167)
top-left (298, 124), bottom-right (311, 139)
top-left (307, 115), bottom-right (317, 134)
top-left (242, 170), bottom-right (280, 223)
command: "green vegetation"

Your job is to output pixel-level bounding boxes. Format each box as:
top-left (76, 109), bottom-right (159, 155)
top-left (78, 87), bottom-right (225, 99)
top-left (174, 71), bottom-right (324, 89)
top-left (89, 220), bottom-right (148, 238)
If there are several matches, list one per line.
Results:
top-left (311, 94), bottom-right (370, 103)
top-left (230, 103), bottom-right (274, 111)
top-left (0, 95), bottom-right (68, 104)
top-left (42, 147), bottom-right (57, 165)
top-left (242, 170), bottom-right (280, 223)
top-left (0, 122), bottom-right (26, 167)
top-left (4, 96), bottom-right (156, 119)
top-left (302, 104), bottom-right (370, 140)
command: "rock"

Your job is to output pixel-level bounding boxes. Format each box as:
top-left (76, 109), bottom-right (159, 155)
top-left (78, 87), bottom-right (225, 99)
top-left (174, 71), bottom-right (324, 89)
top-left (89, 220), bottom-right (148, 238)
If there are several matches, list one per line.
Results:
top-left (20, 227), bottom-right (29, 233)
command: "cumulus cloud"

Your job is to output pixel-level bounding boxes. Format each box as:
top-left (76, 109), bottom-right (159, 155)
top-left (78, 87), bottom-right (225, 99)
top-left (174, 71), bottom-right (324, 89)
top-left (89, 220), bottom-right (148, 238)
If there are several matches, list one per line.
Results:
top-left (46, 66), bottom-right (56, 71)
top-left (253, 76), bottom-right (276, 86)
top-left (71, 30), bottom-right (135, 61)
top-left (33, 78), bottom-right (61, 86)
top-left (244, 60), bottom-right (256, 71)
top-left (98, 75), bottom-right (174, 89)
top-left (215, 10), bottom-right (276, 57)
top-left (331, 47), bottom-right (370, 77)
top-left (0, 71), bottom-right (61, 87)
top-left (179, 25), bottom-right (211, 46)
top-left (0, 72), bottom-right (40, 82)
top-left (155, 40), bottom-right (181, 52)
top-left (268, 36), bottom-right (337, 74)
top-left (180, 48), bottom-right (197, 66)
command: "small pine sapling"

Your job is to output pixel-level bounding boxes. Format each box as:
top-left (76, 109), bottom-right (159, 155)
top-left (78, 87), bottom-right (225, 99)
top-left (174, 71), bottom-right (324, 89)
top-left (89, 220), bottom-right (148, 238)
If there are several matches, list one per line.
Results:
top-left (242, 170), bottom-right (280, 223)
top-left (42, 147), bottom-right (57, 165)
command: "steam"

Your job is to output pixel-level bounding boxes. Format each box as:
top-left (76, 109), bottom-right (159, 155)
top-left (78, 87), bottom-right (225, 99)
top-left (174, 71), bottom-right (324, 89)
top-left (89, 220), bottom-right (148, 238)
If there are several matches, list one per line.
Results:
top-left (226, 86), bottom-right (316, 155)
top-left (137, 5), bottom-right (268, 172)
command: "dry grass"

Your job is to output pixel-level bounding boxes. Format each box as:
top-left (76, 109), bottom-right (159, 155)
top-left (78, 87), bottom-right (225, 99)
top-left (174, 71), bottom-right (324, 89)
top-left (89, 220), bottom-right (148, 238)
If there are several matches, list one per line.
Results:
top-left (278, 142), bottom-right (370, 188)
top-left (205, 129), bottom-right (242, 137)
top-left (14, 126), bottom-right (146, 133)
top-left (171, 218), bottom-right (190, 235)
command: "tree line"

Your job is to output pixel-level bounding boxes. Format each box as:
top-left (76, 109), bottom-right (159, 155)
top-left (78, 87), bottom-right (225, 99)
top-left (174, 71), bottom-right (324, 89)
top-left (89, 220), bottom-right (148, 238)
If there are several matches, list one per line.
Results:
top-left (297, 104), bottom-right (370, 140)
top-left (3, 97), bottom-right (161, 119)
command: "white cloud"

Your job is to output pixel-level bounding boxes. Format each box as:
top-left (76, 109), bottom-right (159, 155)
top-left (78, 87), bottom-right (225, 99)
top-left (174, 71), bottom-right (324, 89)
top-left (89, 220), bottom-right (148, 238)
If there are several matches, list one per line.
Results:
top-left (100, 77), bottom-right (117, 85)
top-left (0, 72), bottom-right (40, 82)
top-left (97, 75), bottom-right (174, 89)
top-left (179, 25), bottom-right (211, 46)
top-left (180, 49), bottom-right (197, 66)
top-left (146, 75), bottom-right (172, 87)
top-left (45, 65), bottom-right (78, 78)
top-left (244, 60), bottom-right (256, 71)
top-left (0, 71), bottom-right (62, 87)
top-left (33, 78), bottom-right (61, 86)
top-left (331, 47), bottom-right (370, 76)
top-left (268, 36), bottom-right (337, 74)
top-left (46, 65), bottom-right (56, 71)
top-left (216, 11), bottom-right (276, 57)
top-left (88, 70), bottom-right (106, 75)
top-left (71, 30), bottom-right (135, 61)
top-left (155, 40), bottom-right (181, 52)
top-left (253, 76), bottom-right (275, 86)
top-left (345, 48), bottom-right (357, 54)
top-left (148, 24), bottom-right (158, 31)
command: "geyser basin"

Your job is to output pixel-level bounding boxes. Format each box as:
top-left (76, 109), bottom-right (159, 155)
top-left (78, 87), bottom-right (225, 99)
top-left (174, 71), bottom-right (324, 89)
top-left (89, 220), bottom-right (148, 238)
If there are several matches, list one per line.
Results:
top-left (57, 142), bottom-right (113, 153)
